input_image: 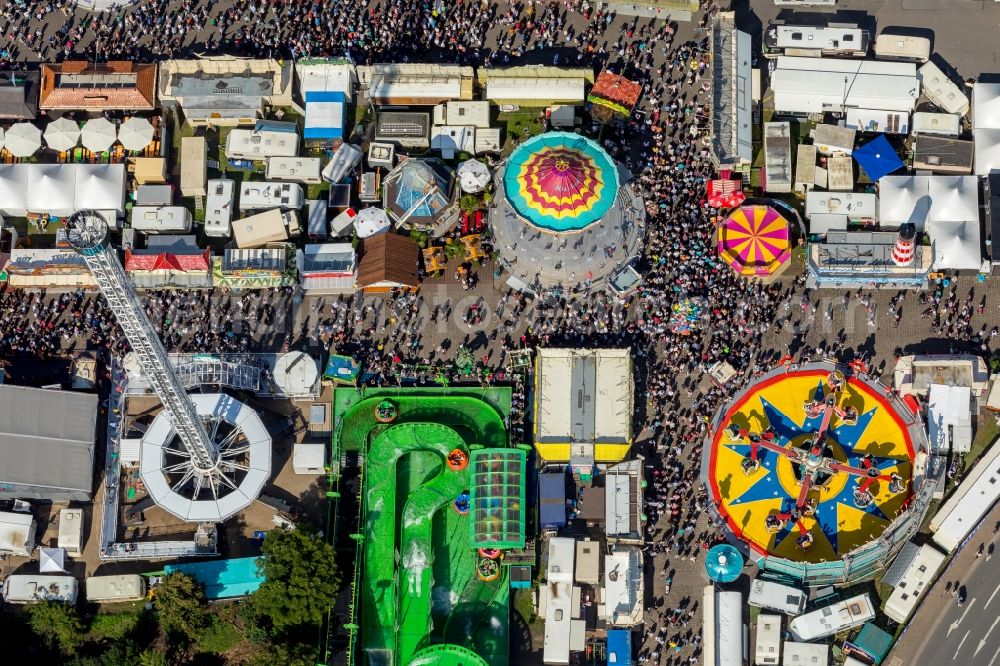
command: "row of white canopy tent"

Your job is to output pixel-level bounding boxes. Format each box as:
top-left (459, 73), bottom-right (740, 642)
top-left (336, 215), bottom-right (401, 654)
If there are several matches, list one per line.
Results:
top-left (974, 83), bottom-right (1000, 175)
top-left (0, 163), bottom-right (126, 217)
top-left (0, 117), bottom-right (155, 157)
top-left (878, 174), bottom-right (982, 271)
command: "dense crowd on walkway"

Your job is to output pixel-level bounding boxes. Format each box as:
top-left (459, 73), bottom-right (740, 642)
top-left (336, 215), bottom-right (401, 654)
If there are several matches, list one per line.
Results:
top-left (4, 1), bottom-right (998, 664)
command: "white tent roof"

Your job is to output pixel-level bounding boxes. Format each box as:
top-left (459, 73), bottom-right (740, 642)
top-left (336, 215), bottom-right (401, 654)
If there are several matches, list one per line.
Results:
top-left (927, 384), bottom-right (973, 453)
top-left (975, 128), bottom-right (1000, 175)
top-left (0, 165), bottom-right (29, 217)
top-left (879, 175), bottom-right (979, 230)
top-left (27, 164), bottom-right (76, 216)
top-left (74, 164), bottom-right (126, 212)
top-left (40, 547), bottom-right (66, 573)
top-left (0, 511), bottom-right (34, 556)
top-left (354, 206), bottom-right (391, 238)
top-left (931, 219), bottom-right (981, 270)
top-left (929, 175), bottom-right (979, 221)
top-left (974, 83), bottom-right (1000, 129)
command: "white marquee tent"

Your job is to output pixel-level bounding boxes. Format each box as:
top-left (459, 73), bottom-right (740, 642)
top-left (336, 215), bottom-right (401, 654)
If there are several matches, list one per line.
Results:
top-left (879, 175), bottom-right (980, 230)
top-left (930, 219), bottom-right (982, 271)
top-left (40, 547), bottom-right (66, 573)
top-left (27, 164), bottom-right (77, 216)
top-left (74, 164), bottom-right (127, 211)
top-left (974, 83), bottom-right (1000, 175)
top-left (0, 164), bottom-right (126, 217)
top-left (0, 165), bottom-right (29, 216)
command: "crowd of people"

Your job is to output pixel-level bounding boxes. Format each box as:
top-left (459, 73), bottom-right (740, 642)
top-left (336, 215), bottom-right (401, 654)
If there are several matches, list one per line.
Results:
top-left (1, 0), bottom-right (988, 664)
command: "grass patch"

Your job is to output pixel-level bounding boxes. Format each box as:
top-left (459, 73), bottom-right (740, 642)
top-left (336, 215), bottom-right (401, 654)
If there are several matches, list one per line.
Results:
top-left (512, 588), bottom-right (537, 625)
top-left (965, 415), bottom-right (1000, 470)
top-left (306, 182), bottom-right (330, 200)
top-left (88, 611), bottom-right (140, 641)
top-left (196, 616), bottom-right (243, 654)
top-left (498, 110), bottom-right (544, 153)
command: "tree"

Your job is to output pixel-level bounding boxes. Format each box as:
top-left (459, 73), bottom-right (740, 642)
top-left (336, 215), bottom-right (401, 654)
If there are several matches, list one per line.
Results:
top-left (154, 572), bottom-right (209, 644)
top-left (459, 193), bottom-right (481, 213)
top-left (138, 649), bottom-right (168, 666)
top-left (27, 600), bottom-right (84, 655)
top-left (253, 528), bottom-right (339, 633)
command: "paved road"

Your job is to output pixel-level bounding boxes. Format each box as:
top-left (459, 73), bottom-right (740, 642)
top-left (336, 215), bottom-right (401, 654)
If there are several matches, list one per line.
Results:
top-left (746, 0), bottom-right (1000, 79)
top-left (889, 500), bottom-right (1000, 666)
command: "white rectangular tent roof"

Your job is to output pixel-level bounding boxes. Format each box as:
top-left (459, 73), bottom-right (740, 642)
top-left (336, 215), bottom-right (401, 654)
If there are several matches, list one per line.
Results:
top-left (0, 165), bottom-right (28, 216)
top-left (74, 164), bottom-right (126, 212)
top-left (27, 164), bottom-right (76, 216)
top-left (928, 383), bottom-right (974, 452)
top-left (974, 84), bottom-right (1000, 174)
top-left (878, 175), bottom-right (980, 230)
top-left (930, 219), bottom-right (981, 270)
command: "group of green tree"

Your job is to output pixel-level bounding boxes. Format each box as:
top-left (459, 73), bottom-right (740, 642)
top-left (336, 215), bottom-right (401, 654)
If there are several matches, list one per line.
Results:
top-left (0, 528), bottom-right (339, 665)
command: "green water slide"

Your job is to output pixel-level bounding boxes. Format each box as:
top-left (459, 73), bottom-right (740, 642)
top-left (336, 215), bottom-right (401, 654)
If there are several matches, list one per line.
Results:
top-left (361, 422), bottom-right (470, 666)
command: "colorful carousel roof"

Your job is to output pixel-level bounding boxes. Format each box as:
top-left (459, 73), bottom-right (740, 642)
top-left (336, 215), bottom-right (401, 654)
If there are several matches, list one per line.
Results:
top-left (502, 132), bottom-right (619, 232)
top-left (704, 367), bottom-right (916, 563)
top-left (717, 204), bottom-right (791, 277)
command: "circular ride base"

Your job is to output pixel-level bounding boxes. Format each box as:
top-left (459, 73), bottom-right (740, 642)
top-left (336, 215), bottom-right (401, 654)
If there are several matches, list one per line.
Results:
top-left (703, 364), bottom-right (919, 564)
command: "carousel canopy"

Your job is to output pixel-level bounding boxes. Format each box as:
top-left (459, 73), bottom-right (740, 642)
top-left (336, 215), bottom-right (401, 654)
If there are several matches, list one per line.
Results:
top-left (705, 544), bottom-right (743, 583)
top-left (502, 131), bottom-right (619, 233)
top-left (717, 204), bottom-right (791, 277)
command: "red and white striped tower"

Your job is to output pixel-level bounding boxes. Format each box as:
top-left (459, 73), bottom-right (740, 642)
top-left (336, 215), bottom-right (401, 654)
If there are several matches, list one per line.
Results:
top-left (892, 223), bottom-right (916, 267)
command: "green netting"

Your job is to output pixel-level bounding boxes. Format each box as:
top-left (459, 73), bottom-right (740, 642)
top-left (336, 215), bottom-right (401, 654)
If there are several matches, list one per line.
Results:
top-left (469, 449), bottom-right (526, 549)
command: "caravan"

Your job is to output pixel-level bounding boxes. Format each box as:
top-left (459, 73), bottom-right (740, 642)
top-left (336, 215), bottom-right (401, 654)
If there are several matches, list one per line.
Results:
top-left (0, 510), bottom-right (36, 556)
top-left (748, 578), bottom-right (808, 616)
top-left (86, 575), bottom-right (147, 603)
top-left (917, 61), bottom-right (970, 116)
top-left (238, 182), bottom-right (304, 212)
top-left (788, 594), bottom-right (875, 642)
top-left (2, 575), bottom-right (78, 604)
top-left (130, 206), bottom-right (193, 234)
top-left (763, 24), bottom-right (868, 59)
top-left (204, 179), bottom-right (235, 238)
top-left (874, 34), bottom-right (931, 63)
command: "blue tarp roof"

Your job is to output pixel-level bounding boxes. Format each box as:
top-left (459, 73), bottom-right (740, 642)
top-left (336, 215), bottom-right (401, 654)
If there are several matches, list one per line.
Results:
top-left (304, 90), bottom-right (346, 140)
top-left (853, 134), bottom-right (904, 182)
top-left (607, 630), bottom-right (632, 665)
top-left (539, 471), bottom-right (566, 529)
top-left (164, 556), bottom-right (264, 600)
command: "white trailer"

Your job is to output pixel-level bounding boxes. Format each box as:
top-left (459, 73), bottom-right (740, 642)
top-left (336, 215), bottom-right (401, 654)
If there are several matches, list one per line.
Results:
top-left (238, 182), bottom-right (304, 211)
top-left (763, 24), bottom-right (867, 59)
top-left (0, 510), bottom-right (36, 556)
top-left (204, 179), bottom-right (235, 238)
top-left (748, 578), bottom-right (807, 616)
top-left (57, 508), bottom-right (83, 557)
top-left (930, 438), bottom-right (1000, 552)
top-left (788, 594), bottom-right (875, 642)
top-left (918, 61), bottom-right (970, 117)
top-left (85, 574), bottom-right (146, 603)
top-left (2, 575), bottom-right (78, 604)
top-left (232, 209), bottom-right (299, 248)
top-left (874, 34), bottom-right (931, 63)
top-left (883, 543), bottom-right (947, 623)
top-left (266, 157), bottom-right (323, 184)
top-left (130, 206), bottom-right (193, 234)
top-left (755, 614), bottom-right (782, 666)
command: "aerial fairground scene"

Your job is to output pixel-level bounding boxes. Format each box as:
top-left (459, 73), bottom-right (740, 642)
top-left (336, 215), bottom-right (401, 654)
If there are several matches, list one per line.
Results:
top-left (6, 0), bottom-right (1000, 665)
